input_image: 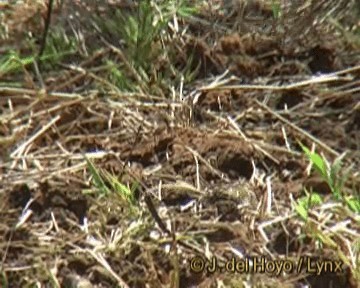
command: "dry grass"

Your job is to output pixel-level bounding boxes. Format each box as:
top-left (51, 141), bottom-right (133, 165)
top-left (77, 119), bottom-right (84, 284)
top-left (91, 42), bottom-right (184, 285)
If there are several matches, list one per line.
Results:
top-left (0, 1), bottom-right (360, 287)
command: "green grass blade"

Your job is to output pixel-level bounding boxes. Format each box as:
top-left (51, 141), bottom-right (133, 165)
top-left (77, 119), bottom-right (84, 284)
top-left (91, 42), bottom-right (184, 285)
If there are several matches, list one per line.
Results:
top-left (299, 142), bottom-right (328, 179)
top-left (84, 156), bottom-right (111, 196)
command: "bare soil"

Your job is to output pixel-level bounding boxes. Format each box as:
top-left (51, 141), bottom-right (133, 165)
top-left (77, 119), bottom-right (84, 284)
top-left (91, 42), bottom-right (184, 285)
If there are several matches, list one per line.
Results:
top-left (0, 1), bottom-right (359, 287)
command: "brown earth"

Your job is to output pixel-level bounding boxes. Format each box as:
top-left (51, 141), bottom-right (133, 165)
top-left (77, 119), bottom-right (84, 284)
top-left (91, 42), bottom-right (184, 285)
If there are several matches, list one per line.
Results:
top-left (0, 1), bottom-right (360, 287)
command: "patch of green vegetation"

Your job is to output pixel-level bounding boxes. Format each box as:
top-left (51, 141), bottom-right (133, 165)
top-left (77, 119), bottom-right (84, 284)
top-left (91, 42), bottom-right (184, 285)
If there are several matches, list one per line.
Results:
top-left (0, 271), bottom-right (8, 288)
top-left (306, 143), bottom-right (358, 212)
top-left (289, 143), bottom-right (360, 285)
top-left (0, 50), bottom-right (34, 78)
top-left (294, 190), bottom-right (323, 221)
top-left (37, 27), bottom-right (78, 68)
top-left (105, 59), bottom-right (136, 91)
top-left (0, 28), bottom-right (77, 80)
top-left (271, 0), bottom-right (281, 20)
top-left (84, 156), bottom-right (139, 215)
top-left (93, 0), bottom-right (199, 94)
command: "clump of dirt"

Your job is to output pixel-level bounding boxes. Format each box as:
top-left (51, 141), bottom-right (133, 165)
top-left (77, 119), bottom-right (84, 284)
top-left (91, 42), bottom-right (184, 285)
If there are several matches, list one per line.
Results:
top-left (184, 31), bottom-right (344, 80)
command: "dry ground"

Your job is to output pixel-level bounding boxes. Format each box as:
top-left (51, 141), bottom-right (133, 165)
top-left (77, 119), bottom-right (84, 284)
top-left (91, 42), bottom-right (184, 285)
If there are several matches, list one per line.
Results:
top-left (0, 1), bottom-right (360, 287)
